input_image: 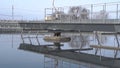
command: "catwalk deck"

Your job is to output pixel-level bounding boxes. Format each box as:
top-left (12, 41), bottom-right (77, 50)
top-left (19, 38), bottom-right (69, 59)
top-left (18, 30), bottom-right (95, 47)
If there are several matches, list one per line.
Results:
top-left (19, 44), bottom-right (120, 68)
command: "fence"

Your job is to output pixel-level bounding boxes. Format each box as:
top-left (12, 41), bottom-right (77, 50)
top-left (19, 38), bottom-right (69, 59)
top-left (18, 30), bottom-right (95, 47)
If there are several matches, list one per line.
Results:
top-left (45, 2), bottom-right (120, 23)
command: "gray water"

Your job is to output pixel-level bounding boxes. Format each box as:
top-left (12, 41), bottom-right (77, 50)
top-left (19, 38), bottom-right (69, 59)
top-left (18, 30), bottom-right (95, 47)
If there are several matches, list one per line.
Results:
top-left (0, 34), bottom-right (119, 68)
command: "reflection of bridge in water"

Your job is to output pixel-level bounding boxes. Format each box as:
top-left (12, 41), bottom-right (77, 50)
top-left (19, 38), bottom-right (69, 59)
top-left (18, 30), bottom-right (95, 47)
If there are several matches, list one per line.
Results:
top-left (18, 32), bottom-right (120, 68)
top-left (18, 43), bottom-right (120, 68)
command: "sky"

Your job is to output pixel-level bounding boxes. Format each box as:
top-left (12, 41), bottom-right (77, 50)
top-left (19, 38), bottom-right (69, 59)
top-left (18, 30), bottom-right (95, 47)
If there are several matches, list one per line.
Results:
top-left (0, 0), bottom-right (120, 20)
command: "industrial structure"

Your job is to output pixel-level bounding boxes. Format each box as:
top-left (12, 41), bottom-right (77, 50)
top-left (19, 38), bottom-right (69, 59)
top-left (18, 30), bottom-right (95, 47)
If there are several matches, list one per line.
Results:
top-left (0, 1), bottom-right (120, 68)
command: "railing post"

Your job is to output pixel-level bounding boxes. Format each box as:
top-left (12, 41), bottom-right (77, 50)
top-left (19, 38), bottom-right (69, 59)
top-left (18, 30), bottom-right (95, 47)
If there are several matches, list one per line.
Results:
top-left (79, 31), bottom-right (84, 49)
top-left (21, 31), bottom-right (25, 43)
top-left (44, 8), bottom-right (47, 20)
top-left (114, 33), bottom-right (120, 58)
top-left (94, 31), bottom-right (102, 61)
top-left (103, 3), bottom-right (106, 24)
top-left (60, 7), bottom-right (62, 23)
top-left (116, 4), bottom-right (119, 23)
top-left (12, 34), bottom-right (14, 48)
top-left (36, 31), bottom-right (40, 45)
top-left (91, 4), bottom-right (93, 23)
top-left (69, 7), bottom-right (72, 23)
top-left (28, 31), bottom-right (32, 44)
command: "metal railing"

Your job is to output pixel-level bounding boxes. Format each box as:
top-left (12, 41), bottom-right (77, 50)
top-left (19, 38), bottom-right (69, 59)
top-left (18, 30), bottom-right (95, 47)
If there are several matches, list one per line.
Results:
top-left (45, 2), bottom-right (120, 24)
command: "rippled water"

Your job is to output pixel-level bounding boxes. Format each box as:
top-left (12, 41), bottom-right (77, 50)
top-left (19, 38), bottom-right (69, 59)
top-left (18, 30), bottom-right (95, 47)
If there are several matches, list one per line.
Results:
top-left (0, 33), bottom-right (119, 68)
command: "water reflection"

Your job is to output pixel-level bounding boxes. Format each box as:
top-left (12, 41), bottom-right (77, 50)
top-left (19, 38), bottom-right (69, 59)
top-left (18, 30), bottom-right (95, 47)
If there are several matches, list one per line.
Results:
top-left (44, 54), bottom-right (108, 68)
top-left (0, 33), bottom-right (120, 68)
top-left (69, 35), bottom-right (90, 48)
top-left (19, 43), bottom-right (108, 68)
top-left (68, 33), bottom-right (108, 49)
top-left (19, 32), bottom-right (120, 68)
top-left (68, 33), bottom-right (120, 58)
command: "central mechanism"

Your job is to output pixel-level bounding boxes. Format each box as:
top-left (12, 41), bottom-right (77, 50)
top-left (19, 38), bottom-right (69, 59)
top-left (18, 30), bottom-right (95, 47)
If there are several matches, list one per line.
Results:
top-left (44, 32), bottom-right (71, 50)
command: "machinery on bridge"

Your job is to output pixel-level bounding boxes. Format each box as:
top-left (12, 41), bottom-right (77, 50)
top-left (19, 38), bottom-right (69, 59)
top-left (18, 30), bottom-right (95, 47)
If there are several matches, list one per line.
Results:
top-left (45, 1), bottom-right (119, 24)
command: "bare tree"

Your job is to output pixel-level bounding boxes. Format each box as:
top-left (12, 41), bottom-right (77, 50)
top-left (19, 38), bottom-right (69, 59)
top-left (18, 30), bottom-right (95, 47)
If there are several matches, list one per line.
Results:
top-left (69, 35), bottom-right (90, 49)
top-left (95, 10), bottom-right (109, 19)
top-left (68, 6), bottom-right (89, 19)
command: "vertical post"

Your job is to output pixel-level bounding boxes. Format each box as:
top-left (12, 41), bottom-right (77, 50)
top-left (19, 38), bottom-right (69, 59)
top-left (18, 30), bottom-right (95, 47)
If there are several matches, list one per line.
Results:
top-left (44, 56), bottom-right (46, 68)
top-left (11, 5), bottom-right (14, 47)
top-left (61, 7), bottom-right (64, 23)
top-left (116, 4), bottom-right (119, 23)
top-left (61, 60), bottom-right (63, 68)
top-left (102, 4), bottom-right (104, 23)
top-left (54, 59), bottom-right (58, 68)
top-left (60, 7), bottom-right (62, 23)
top-left (91, 4), bottom-right (93, 23)
top-left (79, 31), bottom-right (84, 49)
top-left (36, 31), bottom-right (40, 45)
top-left (28, 31), bottom-right (32, 44)
top-left (114, 37), bottom-right (116, 54)
top-left (114, 33), bottom-right (120, 58)
top-left (70, 7), bottom-right (72, 23)
top-left (51, 8), bottom-right (54, 21)
top-left (95, 32), bottom-right (98, 55)
top-left (103, 3), bottom-right (106, 23)
top-left (45, 8), bottom-right (46, 20)
top-left (11, 34), bottom-right (14, 48)
top-left (21, 31), bottom-right (25, 43)
top-left (54, 32), bottom-right (61, 50)
top-left (95, 31), bottom-right (102, 61)
top-left (12, 5), bottom-right (14, 20)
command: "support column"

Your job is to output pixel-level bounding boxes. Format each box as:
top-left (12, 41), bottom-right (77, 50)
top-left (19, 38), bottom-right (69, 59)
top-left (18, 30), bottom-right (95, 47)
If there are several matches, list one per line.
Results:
top-left (21, 31), bottom-right (25, 43)
top-left (28, 31), bottom-right (32, 44)
top-left (36, 31), bottom-right (40, 45)
top-left (114, 33), bottom-right (120, 58)
top-left (94, 31), bottom-right (102, 61)
top-left (54, 32), bottom-right (61, 50)
top-left (79, 31), bottom-right (84, 49)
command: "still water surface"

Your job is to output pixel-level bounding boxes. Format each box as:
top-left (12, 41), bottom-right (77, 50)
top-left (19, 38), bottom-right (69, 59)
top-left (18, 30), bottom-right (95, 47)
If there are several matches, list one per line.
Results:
top-left (0, 34), bottom-right (119, 68)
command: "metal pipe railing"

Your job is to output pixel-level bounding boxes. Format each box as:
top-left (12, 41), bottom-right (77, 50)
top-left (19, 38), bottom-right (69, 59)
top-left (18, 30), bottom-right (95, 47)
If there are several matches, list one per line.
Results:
top-left (45, 2), bottom-right (120, 24)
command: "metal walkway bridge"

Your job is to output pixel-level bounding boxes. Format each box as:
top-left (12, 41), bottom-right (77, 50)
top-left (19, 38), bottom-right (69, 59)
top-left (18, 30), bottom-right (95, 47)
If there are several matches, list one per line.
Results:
top-left (0, 2), bottom-right (120, 33)
top-left (0, 19), bottom-right (120, 34)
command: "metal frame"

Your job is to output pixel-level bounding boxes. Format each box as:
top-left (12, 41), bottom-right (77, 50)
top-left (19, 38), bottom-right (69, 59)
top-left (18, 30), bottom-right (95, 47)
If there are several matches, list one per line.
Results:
top-left (114, 34), bottom-right (120, 58)
top-left (45, 2), bottom-right (120, 24)
top-left (93, 31), bottom-right (120, 59)
top-left (20, 31), bottom-right (41, 45)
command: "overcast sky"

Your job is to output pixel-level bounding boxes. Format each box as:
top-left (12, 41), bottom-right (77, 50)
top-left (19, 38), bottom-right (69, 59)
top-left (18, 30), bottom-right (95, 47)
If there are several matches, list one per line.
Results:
top-left (0, 0), bottom-right (119, 20)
